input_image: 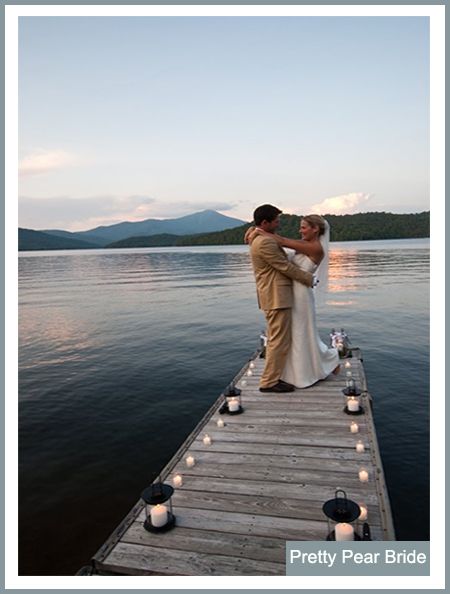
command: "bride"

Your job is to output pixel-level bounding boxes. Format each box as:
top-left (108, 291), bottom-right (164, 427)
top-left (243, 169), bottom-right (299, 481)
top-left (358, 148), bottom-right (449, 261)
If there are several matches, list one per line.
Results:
top-left (247, 214), bottom-right (339, 388)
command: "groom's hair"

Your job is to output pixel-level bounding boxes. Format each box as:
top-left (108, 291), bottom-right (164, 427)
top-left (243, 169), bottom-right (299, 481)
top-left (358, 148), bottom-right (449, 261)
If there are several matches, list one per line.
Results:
top-left (253, 204), bottom-right (282, 226)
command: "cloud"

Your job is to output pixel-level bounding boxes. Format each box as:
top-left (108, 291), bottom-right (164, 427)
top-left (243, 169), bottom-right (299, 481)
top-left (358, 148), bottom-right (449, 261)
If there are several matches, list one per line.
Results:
top-left (309, 193), bottom-right (371, 215)
top-left (19, 150), bottom-right (77, 176)
top-left (18, 195), bottom-right (236, 231)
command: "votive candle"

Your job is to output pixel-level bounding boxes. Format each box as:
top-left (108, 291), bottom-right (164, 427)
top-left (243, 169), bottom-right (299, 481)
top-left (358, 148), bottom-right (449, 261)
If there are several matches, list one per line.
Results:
top-left (356, 440), bottom-right (365, 453)
top-left (186, 455), bottom-right (195, 468)
top-left (173, 474), bottom-right (183, 488)
top-left (216, 418), bottom-right (225, 428)
top-left (358, 504), bottom-right (368, 522)
top-left (359, 468), bottom-right (369, 482)
top-left (350, 421), bottom-right (359, 434)
top-left (203, 434), bottom-right (212, 446)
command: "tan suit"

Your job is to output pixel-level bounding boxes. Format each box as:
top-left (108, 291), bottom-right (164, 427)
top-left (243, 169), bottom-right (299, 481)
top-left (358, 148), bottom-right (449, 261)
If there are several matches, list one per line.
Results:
top-left (250, 235), bottom-right (313, 388)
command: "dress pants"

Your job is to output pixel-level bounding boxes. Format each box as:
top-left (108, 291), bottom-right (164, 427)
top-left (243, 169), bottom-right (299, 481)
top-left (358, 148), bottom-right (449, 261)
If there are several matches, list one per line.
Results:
top-left (260, 308), bottom-right (291, 388)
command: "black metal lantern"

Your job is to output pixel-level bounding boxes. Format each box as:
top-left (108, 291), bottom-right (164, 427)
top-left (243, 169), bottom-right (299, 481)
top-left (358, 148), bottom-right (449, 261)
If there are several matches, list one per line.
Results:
top-left (342, 378), bottom-right (364, 415)
top-left (219, 383), bottom-right (244, 415)
top-left (322, 489), bottom-right (361, 541)
top-left (141, 478), bottom-right (176, 533)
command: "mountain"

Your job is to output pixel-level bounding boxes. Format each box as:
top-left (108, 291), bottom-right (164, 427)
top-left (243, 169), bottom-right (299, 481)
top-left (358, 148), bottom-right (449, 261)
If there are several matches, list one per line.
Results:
top-left (19, 228), bottom-right (100, 251)
top-left (43, 210), bottom-right (247, 246)
top-left (41, 229), bottom-right (106, 246)
top-left (20, 211), bottom-right (430, 251)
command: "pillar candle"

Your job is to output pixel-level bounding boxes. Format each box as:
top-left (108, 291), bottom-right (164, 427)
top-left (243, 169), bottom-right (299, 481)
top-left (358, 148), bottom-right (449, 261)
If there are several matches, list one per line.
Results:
top-left (347, 397), bottom-right (360, 412)
top-left (335, 522), bottom-right (354, 541)
top-left (246, 369), bottom-right (253, 377)
top-left (228, 398), bottom-right (240, 412)
top-left (344, 361), bottom-right (352, 369)
top-left (186, 455), bottom-right (195, 468)
top-left (203, 434), bottom-right (212, 446)
top-left (150, 504), bottom-right (168, 528)
top-left (216, 418), bottom-right (225, 428)
top-left (356, 440), bottom-right (365, 453)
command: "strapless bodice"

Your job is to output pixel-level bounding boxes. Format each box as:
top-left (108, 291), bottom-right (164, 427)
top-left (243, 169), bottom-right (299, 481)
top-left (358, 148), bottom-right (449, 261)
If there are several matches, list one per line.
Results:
top-left (290, 252), bottom-right (317, 273)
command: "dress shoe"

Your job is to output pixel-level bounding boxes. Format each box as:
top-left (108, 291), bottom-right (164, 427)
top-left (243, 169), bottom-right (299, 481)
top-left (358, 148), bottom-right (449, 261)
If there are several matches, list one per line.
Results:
top-left (259, 381), bottom-right (295, 393)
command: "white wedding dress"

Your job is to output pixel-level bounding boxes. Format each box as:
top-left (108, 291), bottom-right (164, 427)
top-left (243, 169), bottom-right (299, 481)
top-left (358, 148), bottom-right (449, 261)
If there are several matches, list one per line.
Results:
top-left (282, 252), bottom-right (339, 389)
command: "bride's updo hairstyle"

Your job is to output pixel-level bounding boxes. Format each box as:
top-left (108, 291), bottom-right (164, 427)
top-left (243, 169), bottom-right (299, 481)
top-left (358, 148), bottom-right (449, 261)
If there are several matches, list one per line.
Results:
top-left (302, 214), bottom-right (326, 236)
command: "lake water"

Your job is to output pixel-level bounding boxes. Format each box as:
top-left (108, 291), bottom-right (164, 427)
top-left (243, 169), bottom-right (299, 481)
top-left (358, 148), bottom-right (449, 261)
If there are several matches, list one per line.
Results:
top-left (18, 239), bottom-right (430, 575)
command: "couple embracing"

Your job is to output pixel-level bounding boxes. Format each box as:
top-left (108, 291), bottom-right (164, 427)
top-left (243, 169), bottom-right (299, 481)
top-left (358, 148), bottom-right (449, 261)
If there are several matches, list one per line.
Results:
top-left (246, 204), bottom-right (339, 393)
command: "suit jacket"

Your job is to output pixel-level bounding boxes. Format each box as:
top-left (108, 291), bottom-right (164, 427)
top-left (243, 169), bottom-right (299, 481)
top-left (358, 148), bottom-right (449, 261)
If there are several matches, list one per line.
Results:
top-left (250, 234), bottom-right (313, 310)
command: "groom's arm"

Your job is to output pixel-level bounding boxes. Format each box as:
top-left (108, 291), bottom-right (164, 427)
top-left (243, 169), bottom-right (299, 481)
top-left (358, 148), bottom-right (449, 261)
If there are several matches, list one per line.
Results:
top-left (258, 239), bottom-right (314, 287)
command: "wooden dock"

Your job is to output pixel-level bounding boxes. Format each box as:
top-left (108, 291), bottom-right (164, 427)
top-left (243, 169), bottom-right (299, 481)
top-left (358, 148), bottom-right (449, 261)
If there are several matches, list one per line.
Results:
top-left (86, 348), bottom-right (395, 576)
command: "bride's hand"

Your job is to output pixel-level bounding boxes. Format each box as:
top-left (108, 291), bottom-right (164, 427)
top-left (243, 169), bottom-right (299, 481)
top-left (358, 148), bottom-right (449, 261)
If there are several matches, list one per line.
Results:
top-left (244, 226), bottom-right (258, 244)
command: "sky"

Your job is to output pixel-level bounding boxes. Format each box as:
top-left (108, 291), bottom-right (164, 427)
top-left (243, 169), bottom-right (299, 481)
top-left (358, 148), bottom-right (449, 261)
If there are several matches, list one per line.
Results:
top-left (18, 15), bottom-right (430, 231)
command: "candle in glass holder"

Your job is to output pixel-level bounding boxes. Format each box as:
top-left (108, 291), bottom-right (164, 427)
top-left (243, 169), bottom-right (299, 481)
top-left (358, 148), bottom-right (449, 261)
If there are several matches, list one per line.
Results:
top-left (335, 522), bottom-right (354, 541)
top-left (228, 398), bottom-right (240, 412)
top-left (186, 455), bottom-right (195, 468)
top-left (241, 379), bottom-right (247, 387)
top-left (346, 370), bottom-right (353, 378)
top-left (347, 397), bottom-right (360, 412)
top-left (203, 434), bottom-right (212, 446)
top-left (150, 504), bottom-right (168, 528)
top-left (173, 474), bottom-right (183, 488)
top-left (246, 369), bottom-right (253, 377)
top-left (350, 421), bottom-right (359, 434)
top-left (249, 362), bottom-right (255, 369)
top-left (216, 418), bottom-right (225, 428)
top-left (344, 361), bottom-right (352, 369)
top-left (356, 440), bottom-right (365, 453)
top-left (359, 468), bottom-right (369, 482)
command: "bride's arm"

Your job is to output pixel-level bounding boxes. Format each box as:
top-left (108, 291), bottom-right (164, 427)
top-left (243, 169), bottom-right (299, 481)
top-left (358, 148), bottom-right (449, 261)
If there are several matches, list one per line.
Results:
top-left (272, 234), bottom-right (306, 252)
top-left (265, 231), bottom-right (323, 262)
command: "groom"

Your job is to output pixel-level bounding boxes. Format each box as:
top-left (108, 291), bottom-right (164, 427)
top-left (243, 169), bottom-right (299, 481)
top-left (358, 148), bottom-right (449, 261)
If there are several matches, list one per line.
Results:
top-left (249, 204), bottom-right (314, 393)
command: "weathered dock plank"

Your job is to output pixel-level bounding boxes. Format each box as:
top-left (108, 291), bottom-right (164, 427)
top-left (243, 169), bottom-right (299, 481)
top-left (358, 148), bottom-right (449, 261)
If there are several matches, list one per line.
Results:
top-left (101, 542), bottom-right (285, 576)
top-left (160, 475), bottom-right (380, 506)
top-left (188, 441), bottom-right (371, 460)
top-left (168, 489), bottom-right (382, 526)
top-left (193, 429), bottom-right (368, 448)
top-left (121, 524), bottom-right (288, 563)
top-left (183, 450), bottom-right (372, 470)
top-left (91, 349), bottom-right (394, 576)
top-left (174, 460), bottom-right (376, 490)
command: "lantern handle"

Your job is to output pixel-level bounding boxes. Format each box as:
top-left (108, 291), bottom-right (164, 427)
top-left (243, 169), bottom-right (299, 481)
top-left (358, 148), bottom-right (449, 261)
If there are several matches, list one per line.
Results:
top-left (335, 489), bottom-right (347, 500)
